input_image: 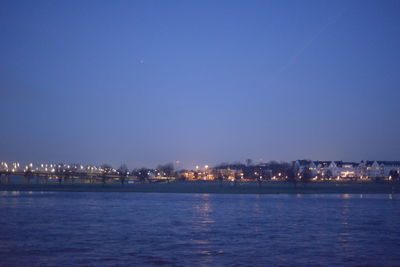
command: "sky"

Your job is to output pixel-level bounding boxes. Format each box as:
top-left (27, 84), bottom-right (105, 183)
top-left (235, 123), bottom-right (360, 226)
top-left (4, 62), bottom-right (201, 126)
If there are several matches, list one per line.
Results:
top-left (1, 0), bottom-right (400, 169)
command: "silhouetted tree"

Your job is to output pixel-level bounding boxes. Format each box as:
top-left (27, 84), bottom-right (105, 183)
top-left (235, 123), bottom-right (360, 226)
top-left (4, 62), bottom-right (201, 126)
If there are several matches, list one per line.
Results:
top-left (158, 163), bottom-right (174, 178)
top-left (176, 173), bottom-right (187, 181)
top-left (286, 168), bottom-right (297, 187)
top-left (389, 170), bottom-right (399, 182)
top-left (266, 161), bottom-right (291, 177)
top-left (118, 164), bottom-right (129, 184)
top-left (301, 168), bottom-right (312, 186)
top-left (136, 168), bottom-right (149, 182)
top-left (214, 162), bottom-right (229, 169)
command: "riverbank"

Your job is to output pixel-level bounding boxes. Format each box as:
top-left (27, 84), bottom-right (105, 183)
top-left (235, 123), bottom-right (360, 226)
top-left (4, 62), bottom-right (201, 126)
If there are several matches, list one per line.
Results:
top-left (1, 181), bottom-right (399, 194)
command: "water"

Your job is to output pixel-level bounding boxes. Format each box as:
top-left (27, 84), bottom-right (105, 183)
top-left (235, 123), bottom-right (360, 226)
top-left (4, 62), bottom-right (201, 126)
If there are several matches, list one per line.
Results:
top-left (0, 192), bottom-right (399, 266)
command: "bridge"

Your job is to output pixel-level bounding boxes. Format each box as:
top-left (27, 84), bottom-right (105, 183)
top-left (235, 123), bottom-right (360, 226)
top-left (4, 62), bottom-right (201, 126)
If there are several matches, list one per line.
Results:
top-left (0, 171), bottom-right (170, 184)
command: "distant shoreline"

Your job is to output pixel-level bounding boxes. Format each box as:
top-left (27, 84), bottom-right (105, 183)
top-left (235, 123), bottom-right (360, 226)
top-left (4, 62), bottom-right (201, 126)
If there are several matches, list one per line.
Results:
top-left (1, 181), bottom-right (399, 194)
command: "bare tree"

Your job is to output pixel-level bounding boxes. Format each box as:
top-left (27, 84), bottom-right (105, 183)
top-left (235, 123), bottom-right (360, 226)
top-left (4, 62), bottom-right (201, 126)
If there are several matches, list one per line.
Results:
top-left (158, 163), bottom-right (175, 178)
top-left (266, 161), bottom-right (291, 177)
top-left (118, 164), bottom-right (129, 184)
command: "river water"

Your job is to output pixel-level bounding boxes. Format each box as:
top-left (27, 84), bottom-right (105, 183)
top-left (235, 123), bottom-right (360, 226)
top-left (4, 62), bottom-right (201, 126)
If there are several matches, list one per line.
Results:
top-left (0, 192), bottom-right (399, 266)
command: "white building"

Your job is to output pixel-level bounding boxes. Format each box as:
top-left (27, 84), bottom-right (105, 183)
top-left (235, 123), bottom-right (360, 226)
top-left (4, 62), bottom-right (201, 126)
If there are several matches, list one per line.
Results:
top-left (293, 160), bottom-right (400, 180)
top-left (363, 161), bottom-right (400, 179)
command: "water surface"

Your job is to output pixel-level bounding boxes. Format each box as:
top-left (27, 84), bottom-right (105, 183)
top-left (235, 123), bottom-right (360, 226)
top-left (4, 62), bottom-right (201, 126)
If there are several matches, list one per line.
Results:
top-left (0, 192), bottom-right (399, 266)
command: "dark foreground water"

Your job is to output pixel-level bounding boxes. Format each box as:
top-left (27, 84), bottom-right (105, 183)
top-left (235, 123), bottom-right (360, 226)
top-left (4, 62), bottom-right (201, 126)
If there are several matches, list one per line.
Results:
top-left (0, 192), bottom-right (399, 266)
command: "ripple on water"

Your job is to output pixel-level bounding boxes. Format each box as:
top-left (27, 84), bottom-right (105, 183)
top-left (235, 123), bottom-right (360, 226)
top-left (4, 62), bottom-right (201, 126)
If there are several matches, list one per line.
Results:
top-left (0, 192), bottom-right (399, 266)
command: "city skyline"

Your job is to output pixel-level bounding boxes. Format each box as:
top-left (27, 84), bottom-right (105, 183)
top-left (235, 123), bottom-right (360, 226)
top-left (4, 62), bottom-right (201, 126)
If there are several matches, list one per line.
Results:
top-left (1, 0), bottom-right (400, 169)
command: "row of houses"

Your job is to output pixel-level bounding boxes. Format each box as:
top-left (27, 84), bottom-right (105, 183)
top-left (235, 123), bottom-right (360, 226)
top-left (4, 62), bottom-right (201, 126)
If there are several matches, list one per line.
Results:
top-left (294, 160), bottom-right (400, 180)
top-left (181, 160), bottom-right (400, 181)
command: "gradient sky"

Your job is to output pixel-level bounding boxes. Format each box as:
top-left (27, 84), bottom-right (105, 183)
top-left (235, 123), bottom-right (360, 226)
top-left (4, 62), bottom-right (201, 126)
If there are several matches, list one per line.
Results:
top-left (1, 0), bottom-right (400, 169)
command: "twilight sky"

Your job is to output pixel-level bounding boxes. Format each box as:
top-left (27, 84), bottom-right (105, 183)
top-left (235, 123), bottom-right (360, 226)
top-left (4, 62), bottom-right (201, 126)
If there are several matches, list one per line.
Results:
top-left (1, 0), bottom-right (400, 169)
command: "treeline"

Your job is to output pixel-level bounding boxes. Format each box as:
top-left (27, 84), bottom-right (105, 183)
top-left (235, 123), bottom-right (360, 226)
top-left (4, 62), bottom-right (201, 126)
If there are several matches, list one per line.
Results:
top-left (107, 160), bottom-right (306, 183)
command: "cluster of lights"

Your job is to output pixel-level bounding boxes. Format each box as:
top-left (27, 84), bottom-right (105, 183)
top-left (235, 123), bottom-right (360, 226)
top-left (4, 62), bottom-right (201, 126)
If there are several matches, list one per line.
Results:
top-left (1, 160), bottom-right (398, 182)
top-left (0, 162), bottom-right (20, 172)
top-left (0, 162), bottom-right (113, 175)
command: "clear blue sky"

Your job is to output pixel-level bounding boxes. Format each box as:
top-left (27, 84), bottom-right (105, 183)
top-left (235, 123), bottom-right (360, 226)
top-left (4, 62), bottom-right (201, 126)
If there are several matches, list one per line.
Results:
top-left (1, 0), bottom-right (399, 169)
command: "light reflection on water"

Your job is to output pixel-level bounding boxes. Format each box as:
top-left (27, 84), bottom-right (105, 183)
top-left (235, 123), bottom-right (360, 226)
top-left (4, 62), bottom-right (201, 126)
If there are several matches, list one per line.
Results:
top-left (191, 194), bottom-right (216, 263)
top-left (0, 192), bottom-right (399, 266)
